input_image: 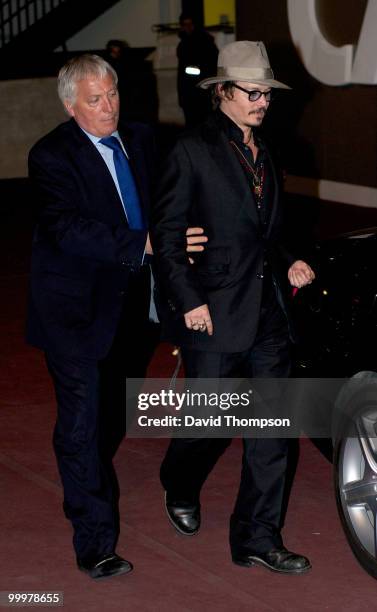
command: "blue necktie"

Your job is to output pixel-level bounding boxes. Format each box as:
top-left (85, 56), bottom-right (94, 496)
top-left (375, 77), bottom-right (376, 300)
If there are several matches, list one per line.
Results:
top-left (100, 136), bottom-right (145, 230)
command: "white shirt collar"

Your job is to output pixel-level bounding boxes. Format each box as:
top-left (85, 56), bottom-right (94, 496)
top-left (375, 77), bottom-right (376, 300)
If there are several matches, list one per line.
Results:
top-left (80, 127), bottom-right (121, 145)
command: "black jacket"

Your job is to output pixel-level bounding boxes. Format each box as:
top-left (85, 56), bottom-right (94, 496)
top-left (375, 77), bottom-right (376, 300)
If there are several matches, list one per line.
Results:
top-left (26, 118), bottom-right (154, 358)
top-left (151, 112), bottom-right (296, 352)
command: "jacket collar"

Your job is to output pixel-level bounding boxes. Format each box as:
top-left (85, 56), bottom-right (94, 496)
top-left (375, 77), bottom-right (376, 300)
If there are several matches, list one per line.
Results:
top-left (68, 118), bottom-right (150, 220)
top-left (200, 112), bottom-right (279, 235)
top-left (214, 109), bottom-right (265, 151)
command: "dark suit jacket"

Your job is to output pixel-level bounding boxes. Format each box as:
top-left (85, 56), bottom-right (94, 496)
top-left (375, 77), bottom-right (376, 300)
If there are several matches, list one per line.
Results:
top-left (26, 118), bottom-right (154, 359)
top-left (151, 112), bottom-right (296, 353)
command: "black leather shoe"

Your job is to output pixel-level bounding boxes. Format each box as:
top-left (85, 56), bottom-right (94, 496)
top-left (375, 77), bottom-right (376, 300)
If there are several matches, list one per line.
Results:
top-left (77, 552), bottom-right (133, 580)
top-left (165, 492), bottom-right (200, 536)
top-left (232, 546), bottom-right (311, 575)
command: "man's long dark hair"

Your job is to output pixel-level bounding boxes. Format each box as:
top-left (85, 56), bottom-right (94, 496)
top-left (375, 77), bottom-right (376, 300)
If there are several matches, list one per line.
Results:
top-left (211, 81), bottom-right (235, 109)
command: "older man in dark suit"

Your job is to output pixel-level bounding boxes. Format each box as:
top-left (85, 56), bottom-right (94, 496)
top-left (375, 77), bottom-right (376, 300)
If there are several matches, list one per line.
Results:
top-left (27, 54), bottom-right (205, 580)
top-left (152, 41), bottom-right (315, 575)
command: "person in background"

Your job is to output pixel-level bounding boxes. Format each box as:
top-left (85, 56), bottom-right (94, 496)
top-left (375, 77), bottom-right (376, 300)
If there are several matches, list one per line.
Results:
top-left (105, 38), bottom-right (158, 125)
top-left (106, 38), bottom-right (129, 62)
top-left (177, 12), bottom-right (218, 127)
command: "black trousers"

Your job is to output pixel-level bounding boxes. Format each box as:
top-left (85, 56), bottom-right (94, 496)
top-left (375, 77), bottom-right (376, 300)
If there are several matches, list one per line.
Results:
top-left (160, 293), bottom-right (291, 554)
top-left (45, 270), bottom-right (158, 562)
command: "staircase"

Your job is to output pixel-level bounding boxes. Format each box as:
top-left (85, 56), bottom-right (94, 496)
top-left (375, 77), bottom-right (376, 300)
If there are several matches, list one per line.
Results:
top-left (0, 0), bottom-right (121, 77)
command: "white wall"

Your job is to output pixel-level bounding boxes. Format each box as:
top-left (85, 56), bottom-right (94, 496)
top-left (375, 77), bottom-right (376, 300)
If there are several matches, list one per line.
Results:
top-left (65, 0), bottom-right (180, 50)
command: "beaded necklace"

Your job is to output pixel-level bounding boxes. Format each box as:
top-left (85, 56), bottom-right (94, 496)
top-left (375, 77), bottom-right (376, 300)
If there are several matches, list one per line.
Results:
top-left (229, 140), bottom-right (265, 206)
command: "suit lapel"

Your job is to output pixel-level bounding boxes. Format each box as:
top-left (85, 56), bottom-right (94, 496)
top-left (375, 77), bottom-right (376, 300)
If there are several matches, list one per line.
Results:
top-left (70, 119), bottom-right (127, 224)
top-left (69, 119), bottom-right (151, 227)
top-left (263, 145), bottom-right (279, 238)
top-left (203, 115), bottom-right (281, 235)
top-left (203, 118), bottom-right (260, 227)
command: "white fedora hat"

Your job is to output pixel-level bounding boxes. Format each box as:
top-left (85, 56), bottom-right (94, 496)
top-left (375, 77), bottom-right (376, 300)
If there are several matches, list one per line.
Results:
top-left (198, 40), bottom-right (291, 90)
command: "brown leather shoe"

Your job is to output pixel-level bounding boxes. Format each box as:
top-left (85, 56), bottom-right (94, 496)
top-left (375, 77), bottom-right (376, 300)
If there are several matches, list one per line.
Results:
top-left (232, 546), bottom-right (311, 575)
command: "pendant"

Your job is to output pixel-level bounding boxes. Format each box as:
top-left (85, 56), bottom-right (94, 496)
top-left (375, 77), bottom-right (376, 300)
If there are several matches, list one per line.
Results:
top-left (254, 182), bottom-right (262, 196)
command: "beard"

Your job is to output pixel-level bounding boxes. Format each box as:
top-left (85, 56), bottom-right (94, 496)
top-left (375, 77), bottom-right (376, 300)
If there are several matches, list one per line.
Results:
top-left (246, 109), bottom-right (266, 127)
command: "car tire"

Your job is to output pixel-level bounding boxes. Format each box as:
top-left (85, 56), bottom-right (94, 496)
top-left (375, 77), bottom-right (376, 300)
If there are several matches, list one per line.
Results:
top-left (333, 371), bottom-right (377, 579)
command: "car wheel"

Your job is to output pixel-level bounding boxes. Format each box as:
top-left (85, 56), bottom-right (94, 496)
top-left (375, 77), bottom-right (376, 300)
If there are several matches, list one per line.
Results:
top-left (333, 371), bottom-right (377, 578)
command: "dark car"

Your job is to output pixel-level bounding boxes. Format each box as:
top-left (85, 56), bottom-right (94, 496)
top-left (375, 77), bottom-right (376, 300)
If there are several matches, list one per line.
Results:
top-left (292, 227), bottom-right (377, 578)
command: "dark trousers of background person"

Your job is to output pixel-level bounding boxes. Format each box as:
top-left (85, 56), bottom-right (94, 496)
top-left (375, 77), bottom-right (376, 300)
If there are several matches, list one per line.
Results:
top-left (160, 286), bottom-right (292, 554)
top-left (45, 267), bottom-right (158, 562)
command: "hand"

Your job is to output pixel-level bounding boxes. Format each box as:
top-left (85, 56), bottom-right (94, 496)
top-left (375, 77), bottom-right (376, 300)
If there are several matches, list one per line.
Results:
top-left (186, 227), bottom-right (208, 264)
top-left (145, 233), bottom-right (153, 255)
top-left (184, 304), bottom-right (213, 335)
top-left (288, 260), bottom-right (315, 288)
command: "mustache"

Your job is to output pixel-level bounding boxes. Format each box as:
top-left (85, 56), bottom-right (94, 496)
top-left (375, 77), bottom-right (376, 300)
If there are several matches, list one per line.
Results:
top-left (249, 109), bottom-right (267, 115)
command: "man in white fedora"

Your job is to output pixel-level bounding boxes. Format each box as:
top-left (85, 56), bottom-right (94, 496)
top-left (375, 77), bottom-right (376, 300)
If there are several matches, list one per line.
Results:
top-left (152, 41), bottom-right (315, 574)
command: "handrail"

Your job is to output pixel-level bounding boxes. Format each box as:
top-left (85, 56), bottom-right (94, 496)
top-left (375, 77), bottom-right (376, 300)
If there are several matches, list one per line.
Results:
top-left (0, 0), bottom-right (67, 48)
top-left (151, 21), bottom-right (235, 35)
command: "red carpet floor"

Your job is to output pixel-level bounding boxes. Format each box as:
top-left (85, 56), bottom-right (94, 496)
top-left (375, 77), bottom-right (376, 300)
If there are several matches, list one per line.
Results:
top-left (1, 201), bottom-right (377, 610)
